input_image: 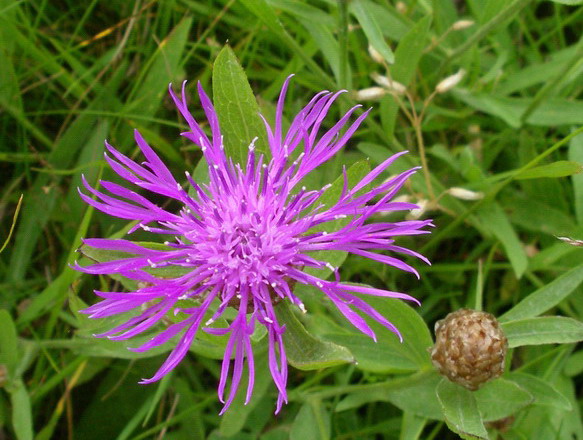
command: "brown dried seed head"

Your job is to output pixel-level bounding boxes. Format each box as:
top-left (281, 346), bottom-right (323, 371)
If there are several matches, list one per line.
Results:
top-left (431, 309), bottom-right (508, 390)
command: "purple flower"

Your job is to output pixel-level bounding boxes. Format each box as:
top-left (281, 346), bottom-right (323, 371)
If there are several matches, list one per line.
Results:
top-left (76, 75), bottom-right (431, 414)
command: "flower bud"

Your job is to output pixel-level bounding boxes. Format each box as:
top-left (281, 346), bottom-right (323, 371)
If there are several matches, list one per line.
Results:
top-left (557, 236), bottom-right (583, 246)
top-left (435, 69), bottom-right (466, 94)
top-left (447, 187), bottom-right (484, 201)
top-left (368, 45), bottom-right (385, 64)
top-left (408, 199), bottom-right (428, 220)
top-left (396, 1), bottom-right (407, 14)
top-left (452, 20), bottom-right (475, 31)
top-left (370, 72), bottom-right (407, 95)
top-left (353, 87), bottom-right (387, 101)
top-left (431, 309), bottom-right (508, 390)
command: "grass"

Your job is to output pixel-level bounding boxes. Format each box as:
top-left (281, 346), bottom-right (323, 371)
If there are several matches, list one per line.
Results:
top-left (1, 0), bottom-right (582, 439)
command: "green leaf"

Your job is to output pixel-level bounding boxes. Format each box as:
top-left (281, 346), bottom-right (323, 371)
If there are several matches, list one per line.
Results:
top-left (564, 350), bottom-right (583, 377)
top-left (0, 310), bottom-right (18, 376)
top-left (473, 379), bottom-right (533, 422)
top-left (349, 0), bottom-right (394, 64)
top-left (454, 91), bottom-right (583, 128)
top-left (10, 382), bottom-right (33, 440)
top-left (549, 0), bottom-right (582, 4)
top-left (508, 373), bottom-right (571, 411)
top-left (290, 401), bottom-right (331, 440)
top-left (568, 132), bottom-right (583, 224)
top-left (391, 15), bottom-right (432, 85)
top-left (124, 17), bottom-right (192, 118)
top-left (499, 263), bottom-right (583, 322)
top-left (515, 161), bottom-right (583, 180)
top-left (502, 316), bottom-right (583, 348)
top-left (336, 370), bottom-right (444, 420)
top-left (478, 202), bottom-right (528, 278)
top-left (436, 380), bottom-right (488, 440)
top-left (321, 294), bottom-right (433, 372)
top-left (399, 412), bottom-right (427, 440)
top-left (274, 300), bottom-right (354, 370)
top-left (213, 45), bottom-right (269, 165)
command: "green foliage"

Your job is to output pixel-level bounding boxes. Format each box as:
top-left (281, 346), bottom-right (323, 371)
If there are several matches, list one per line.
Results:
top-left (1, 0), bottom-right (582, 439)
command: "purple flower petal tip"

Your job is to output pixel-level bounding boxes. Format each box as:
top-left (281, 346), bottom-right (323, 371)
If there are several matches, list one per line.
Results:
top-left (76, 75), bottom-right (431, 414)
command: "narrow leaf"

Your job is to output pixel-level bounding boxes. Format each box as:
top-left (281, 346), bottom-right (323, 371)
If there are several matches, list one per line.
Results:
top-left (213, 45), bottom-right (269, 165)
top-left (349, 0), bottom-right (394, 64)
top-left (391, 15), bottom-right (432, 85)
top-left (11, 383), bottom-right (34, 440)
top-left (568, 132), bottom-right (583, 224)
top-left (478, 202), bottom-right (528, 278)
top-left (0, 309), bottom-right (19, 375)
top-left (502, 316), bottom-right (583, 348)
top-left (508, 373), bottom-right (572, 411)
top-left (500, 263), bottom-right (583, 322)
top-left (516, 161), bottom-right (583, 180)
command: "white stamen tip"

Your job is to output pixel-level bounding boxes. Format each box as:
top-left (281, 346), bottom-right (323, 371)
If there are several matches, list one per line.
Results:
top-left (205, 319), bottom-right (214, 326)
top-left (299, 303), bottom-right (307, 313)
top-left (264, 317), bottom-right (273, 324)
top-left (236, 294), bottom-right (242, 299)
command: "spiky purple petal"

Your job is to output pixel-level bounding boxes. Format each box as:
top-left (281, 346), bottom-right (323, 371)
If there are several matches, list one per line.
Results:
top-left (77, 75), bottom-right (430, 414)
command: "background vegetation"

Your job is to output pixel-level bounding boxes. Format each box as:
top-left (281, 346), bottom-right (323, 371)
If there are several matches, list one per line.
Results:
top-left (1, 0), bottom-right (582, 439)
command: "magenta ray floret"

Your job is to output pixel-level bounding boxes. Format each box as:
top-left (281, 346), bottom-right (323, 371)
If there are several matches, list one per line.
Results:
top-left (76, 75), bottom-right (431, 414)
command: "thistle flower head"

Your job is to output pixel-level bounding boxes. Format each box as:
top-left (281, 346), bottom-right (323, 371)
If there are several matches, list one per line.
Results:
top-left (76, 75), bottom-right (431, 413)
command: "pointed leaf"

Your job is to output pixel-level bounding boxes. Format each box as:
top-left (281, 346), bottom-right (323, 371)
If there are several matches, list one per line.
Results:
top-left (515, 161), bottom-right (583, 180)
top-left (478, 202), bottom-right (527, 278)
top-left (436, 379), bottom-right (488, 440)
top-left (473, 379), bottom-right (533, 421)
top-left (508, 373), bottom-right (571, 411)
top-left (500, 263), bottom-right (583, 322)
top-left (275, 300), bottom-right (354, 370)
top-left (321, 294), bottom-right (433, 372)
top-left (502, 316), bottom-right (583, 348)
top-left (349, 0), bottom-right (394, 64)
top-left (213, 45), bottom-right (269, 165)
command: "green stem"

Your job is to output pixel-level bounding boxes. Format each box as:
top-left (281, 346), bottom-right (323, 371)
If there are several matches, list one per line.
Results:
top-left (447, 0), bottom-right (532, 62)
top-left (520, 36), bottom-right (583, 124)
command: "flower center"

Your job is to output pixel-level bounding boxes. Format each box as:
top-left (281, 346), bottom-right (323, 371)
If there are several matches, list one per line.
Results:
top-left (226, 224), bottom-right (262, 260)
